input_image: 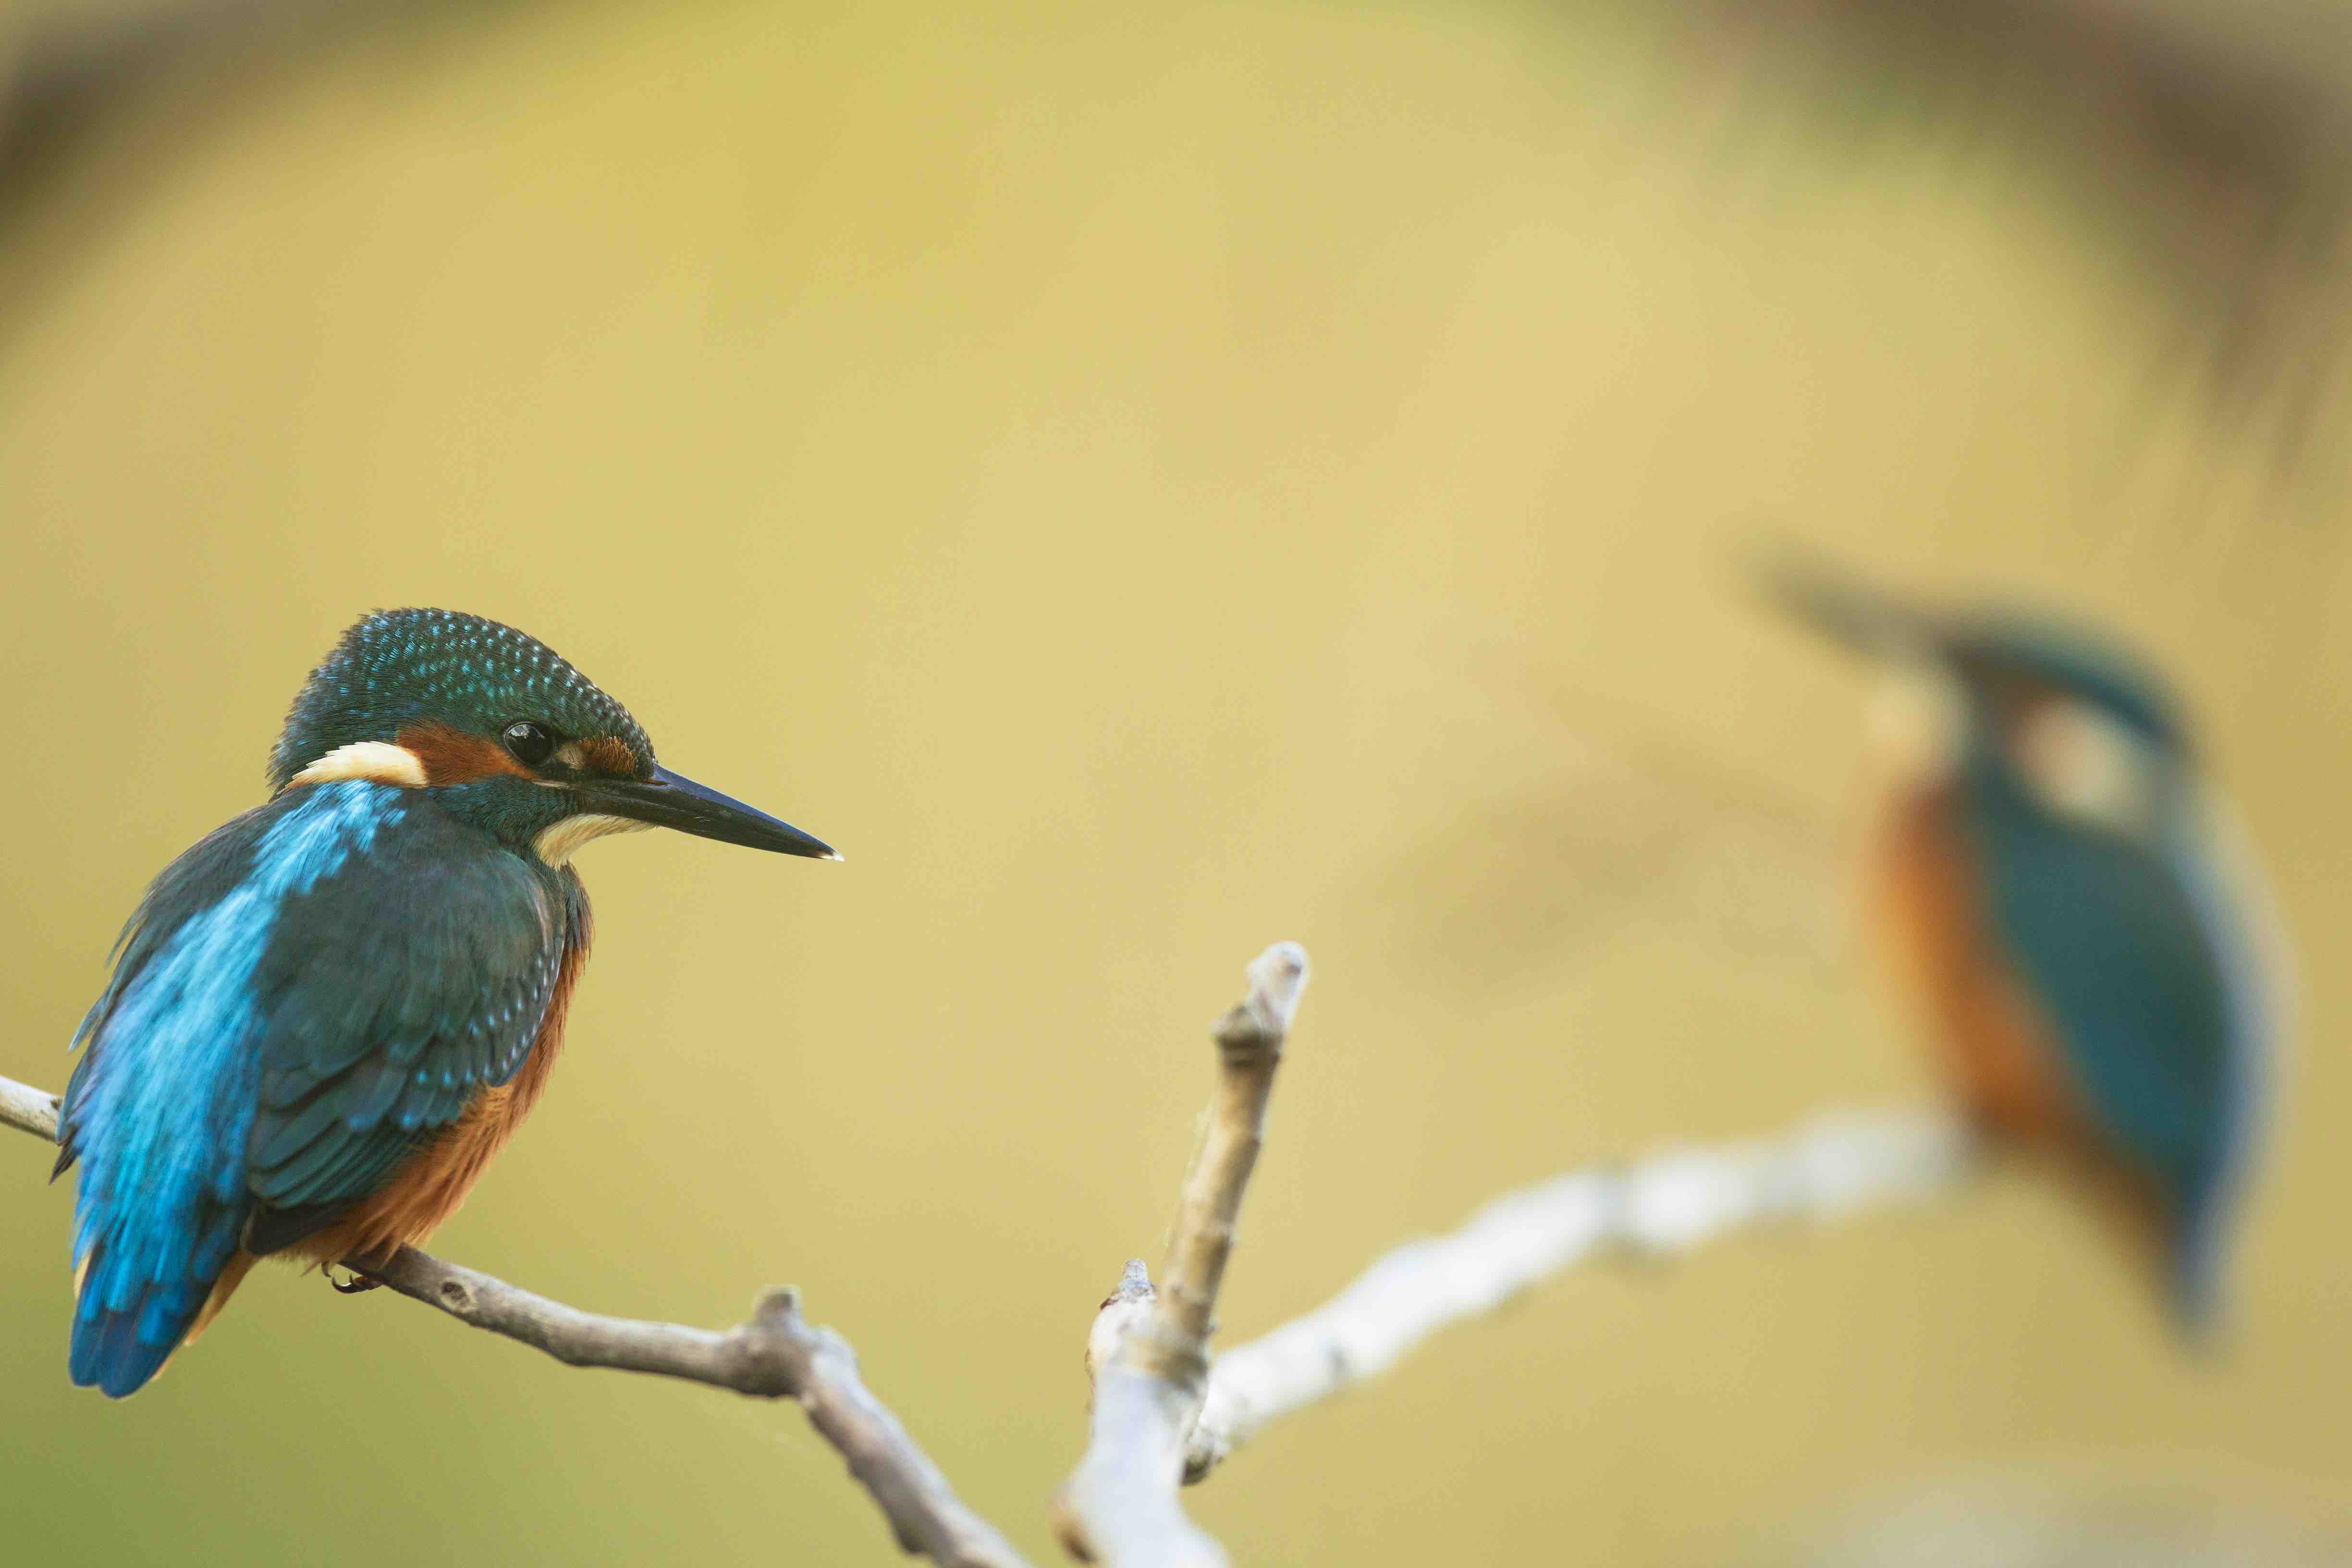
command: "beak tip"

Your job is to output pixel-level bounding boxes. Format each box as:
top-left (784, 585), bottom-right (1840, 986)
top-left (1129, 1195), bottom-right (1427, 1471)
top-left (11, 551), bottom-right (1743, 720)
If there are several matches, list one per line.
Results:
top-left (600, 766), bottom-right (842, 861)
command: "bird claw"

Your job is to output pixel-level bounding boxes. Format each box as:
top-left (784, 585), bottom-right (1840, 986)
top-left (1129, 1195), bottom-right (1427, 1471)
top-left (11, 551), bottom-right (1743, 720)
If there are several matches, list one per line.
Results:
top-left (327, 1264), bottom-right (382, 1295)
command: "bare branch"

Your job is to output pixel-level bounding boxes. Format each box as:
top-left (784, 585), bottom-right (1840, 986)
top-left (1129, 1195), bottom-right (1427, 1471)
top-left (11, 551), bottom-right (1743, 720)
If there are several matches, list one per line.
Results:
top-left (1053, 942), bottom-right (1311, 1568)
top-left (1, 1074), bottom-right (59, 1140)
top-left (0, 1071), bottom-right (1032, 1568)
top-left (6, 975), bottom-right (1973, 1568)
top-left (1183, 1107), bottom-right (1977, 1482)
top-left (367, 1250), bottom-right (1032, 1568)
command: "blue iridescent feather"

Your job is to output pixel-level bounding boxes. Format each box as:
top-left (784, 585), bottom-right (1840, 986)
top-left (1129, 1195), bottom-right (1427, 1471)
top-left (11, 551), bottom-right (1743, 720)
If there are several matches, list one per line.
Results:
top-left (58, 778), bottom-right (571, 1396)
top-left (63, 782), bottom-right (401, 1395)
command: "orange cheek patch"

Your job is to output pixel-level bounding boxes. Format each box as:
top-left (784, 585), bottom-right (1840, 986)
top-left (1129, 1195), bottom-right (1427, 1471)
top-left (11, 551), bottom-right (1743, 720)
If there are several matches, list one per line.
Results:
top-left (398, 723), bottom-right (536, 786)
top-left (576, 735), bottom-right (642, 775)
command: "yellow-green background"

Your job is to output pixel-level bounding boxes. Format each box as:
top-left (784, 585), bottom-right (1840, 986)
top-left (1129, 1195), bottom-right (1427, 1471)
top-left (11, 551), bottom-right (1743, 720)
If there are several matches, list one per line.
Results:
top-left (1, 3), bottom-right (2347, 1563)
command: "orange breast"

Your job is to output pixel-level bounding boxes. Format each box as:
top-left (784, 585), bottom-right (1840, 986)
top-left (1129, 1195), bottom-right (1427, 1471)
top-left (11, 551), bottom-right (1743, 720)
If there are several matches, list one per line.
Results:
top-left (1872, 785), bottom-right (2077, 1143)
top-left (293, 925), bottom-right (591, 1267)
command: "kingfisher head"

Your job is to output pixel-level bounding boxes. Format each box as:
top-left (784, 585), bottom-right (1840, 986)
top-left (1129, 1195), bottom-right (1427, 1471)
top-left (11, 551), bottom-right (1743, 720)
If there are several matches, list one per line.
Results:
top-left (1760, 553), bottom-right (2194, 840)
top-left (269, 608), bottom-right (836, 865)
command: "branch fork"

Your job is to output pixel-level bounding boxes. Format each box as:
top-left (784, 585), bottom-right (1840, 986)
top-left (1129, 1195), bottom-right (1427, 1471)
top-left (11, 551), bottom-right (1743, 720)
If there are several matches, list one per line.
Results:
top-left (1053, 942), bottom-right (1311, 1568)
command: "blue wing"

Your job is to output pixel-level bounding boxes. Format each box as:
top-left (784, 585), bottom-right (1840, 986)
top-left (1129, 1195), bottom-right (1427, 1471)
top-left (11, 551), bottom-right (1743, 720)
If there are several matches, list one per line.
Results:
top-left (59, 780), bottom-right (565, 1396)
top-left (1971, 780), bottom-right (2270, 1326)
top-left (241, 805), bottom-right (569, 1242)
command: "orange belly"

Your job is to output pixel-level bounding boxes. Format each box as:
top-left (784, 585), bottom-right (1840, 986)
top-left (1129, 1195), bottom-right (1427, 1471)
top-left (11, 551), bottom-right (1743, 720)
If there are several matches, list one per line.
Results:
top-left (183, 923), bottom-right (589, 1348)
top-left (296, 931), bottom-right (588, 1267)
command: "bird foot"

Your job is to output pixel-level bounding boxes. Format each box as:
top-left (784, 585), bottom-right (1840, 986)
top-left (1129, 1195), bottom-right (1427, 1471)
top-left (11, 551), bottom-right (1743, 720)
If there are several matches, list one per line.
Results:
top-left (326, 1264), bottom-right (383, 1295)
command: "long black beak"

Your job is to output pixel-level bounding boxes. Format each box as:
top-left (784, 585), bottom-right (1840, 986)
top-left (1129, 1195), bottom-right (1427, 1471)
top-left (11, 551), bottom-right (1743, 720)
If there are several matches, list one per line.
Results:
top-left (1753, 550), bottom-right (1940, 662)
top-left (581, 766), bottom-right (839, 859)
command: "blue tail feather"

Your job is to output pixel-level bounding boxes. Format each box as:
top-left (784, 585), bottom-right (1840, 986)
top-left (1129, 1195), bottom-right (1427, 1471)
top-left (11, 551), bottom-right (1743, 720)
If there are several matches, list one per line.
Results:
top-left (2163, 1188), bottom-right (2235, 1348)
top-left (70, 1203), bottom-right (245, 1398)
top-left (60, 778), bottom-right (411, 1396)
top-left (71, 1248), bottom-right (209, 1398)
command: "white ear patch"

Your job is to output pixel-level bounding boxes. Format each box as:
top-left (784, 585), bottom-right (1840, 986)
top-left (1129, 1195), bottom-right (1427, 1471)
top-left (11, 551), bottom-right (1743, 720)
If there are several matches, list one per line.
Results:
top-left (290, 741), bottom-right (429, 789)
top-left (533, 813), bottom-right (652, 866)
top-left (2013, 697), bottom-right (2157, 836)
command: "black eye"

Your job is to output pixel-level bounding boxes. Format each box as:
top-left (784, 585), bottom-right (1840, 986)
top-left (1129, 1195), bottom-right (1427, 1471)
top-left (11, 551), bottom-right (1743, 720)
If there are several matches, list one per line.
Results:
top-left (502, 721), bottom-right (555, 766)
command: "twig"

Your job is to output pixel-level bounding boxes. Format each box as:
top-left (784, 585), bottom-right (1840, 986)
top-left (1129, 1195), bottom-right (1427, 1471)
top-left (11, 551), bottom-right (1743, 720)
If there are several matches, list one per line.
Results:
top-left (0, 1074), bottom-right (59, 1139)
top-left (0, 1070), bottom-right (1032, 1568)
top-left (1053, 942), bottom-right (1311, 1568)
top-left (369, 1250), bottom-right (1031, 1568)
top-left (1182, 1107), bottom-right (1976, 1482)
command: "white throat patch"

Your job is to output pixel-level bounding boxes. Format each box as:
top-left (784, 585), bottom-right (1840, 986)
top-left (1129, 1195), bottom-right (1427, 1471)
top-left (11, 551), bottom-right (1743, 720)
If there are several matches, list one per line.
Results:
top-left (533, 812), bottom-right (653, 866)
top-left (1866, 662), bottom-right (1966, 786)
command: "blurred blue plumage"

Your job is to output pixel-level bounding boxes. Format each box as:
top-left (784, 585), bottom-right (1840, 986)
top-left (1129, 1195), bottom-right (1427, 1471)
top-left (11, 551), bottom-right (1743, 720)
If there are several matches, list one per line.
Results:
top-left (1767, 559), bottom-right (2284, 1337)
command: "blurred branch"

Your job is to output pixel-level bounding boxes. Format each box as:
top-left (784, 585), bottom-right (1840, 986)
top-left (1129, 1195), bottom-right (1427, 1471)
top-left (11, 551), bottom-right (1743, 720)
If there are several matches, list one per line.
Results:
top-left (1679, 0), bottom-right (2352, 451)
top-left (6, 0), bottom-right (357, 150)
top-left (1183, 1106), bottom-right (1975, 1482)
top-left (0, 1070), bottom-right (1032, 1568)
top-left (0, 0), bottom-right (526, 235)
top-left (13, 0), bottom-right (2352, 460)
top-left (1053, 942), bottom-right (1311, 1568)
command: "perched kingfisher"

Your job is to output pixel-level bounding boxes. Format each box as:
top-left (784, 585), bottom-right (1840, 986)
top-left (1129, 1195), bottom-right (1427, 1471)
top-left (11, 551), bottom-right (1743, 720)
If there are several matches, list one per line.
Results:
top-left (1764, 557), bottom-right (2284, 1336)
top-left (54, 609), bottom-right (836, 1396)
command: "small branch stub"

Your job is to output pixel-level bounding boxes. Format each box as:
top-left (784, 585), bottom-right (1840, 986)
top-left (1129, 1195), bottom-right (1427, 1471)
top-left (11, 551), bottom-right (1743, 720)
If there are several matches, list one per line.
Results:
top-left (1213, 942), bottom-right (1310, 1067)
top-left (1086, 1260), bottom-right (1159, 1389)
top-left (1054, 942), bottom-right (1311, 1568)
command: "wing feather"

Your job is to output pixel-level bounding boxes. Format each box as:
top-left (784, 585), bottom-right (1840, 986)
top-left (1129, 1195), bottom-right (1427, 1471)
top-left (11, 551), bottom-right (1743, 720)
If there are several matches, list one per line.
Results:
top-left (1972, 771), bottom-right (2270, 1326)
top-left (241, 807), bottom-right (567, 1231)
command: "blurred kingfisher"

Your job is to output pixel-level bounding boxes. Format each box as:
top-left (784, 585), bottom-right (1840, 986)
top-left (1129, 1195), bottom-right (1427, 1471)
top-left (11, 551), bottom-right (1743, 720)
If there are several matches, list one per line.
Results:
top-left (1764, 557), bottom-right (2284, 1337)
top-left (54, 609), bottom-right (837, 1396)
